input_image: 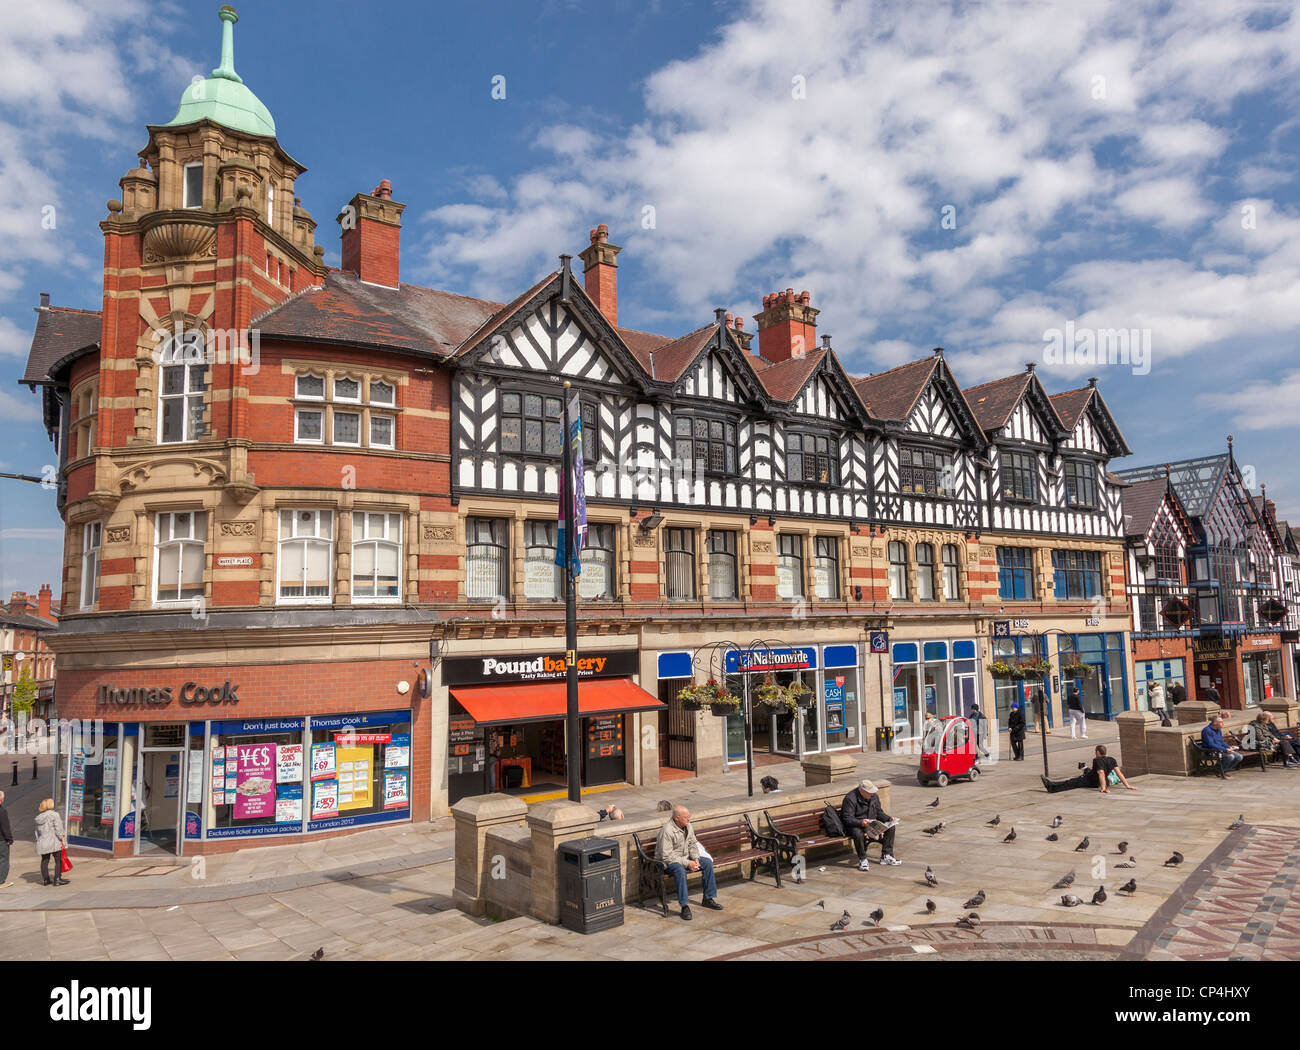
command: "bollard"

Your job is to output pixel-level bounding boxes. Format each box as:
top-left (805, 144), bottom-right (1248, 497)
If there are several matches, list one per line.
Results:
top-left (10, 761), bottom-right (16, 786)
top-left (32, 757), bottom-right (38, 780)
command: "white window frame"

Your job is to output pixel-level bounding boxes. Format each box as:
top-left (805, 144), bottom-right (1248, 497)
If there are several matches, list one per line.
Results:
top-left (295, 373), bottom-right (325, 400)
top-left (294, 408), bottom-right (324, 444)
top-left (369, 380), bottom-right (395, 406)
top-left (157, 335), bottom-right (207, 445)
top-left (333, 376), bottom-right (362, 403)
top-left (332, 410), bottom-right (363, 447)
top-left (183, 162), bottom-right (203, 209)
top-left (154, 511), bottom-right (207, 606)
top-left (369, 413), bottom-right (395, 450)
top-left (351, 512), bottom-right (402, 603)
top-left (277, 509), bottom-right (334, 605)
top-left (266, 181), bottom-right (275, 225)
top-left (81, 522), bottom-right (102, 610)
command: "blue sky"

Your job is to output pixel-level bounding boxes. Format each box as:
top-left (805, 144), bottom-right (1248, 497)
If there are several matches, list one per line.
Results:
top-left (2, 0), bottom-right (1298, 598)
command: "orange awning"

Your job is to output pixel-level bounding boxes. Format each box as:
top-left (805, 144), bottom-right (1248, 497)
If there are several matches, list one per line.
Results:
top-left (450, 677), bottom-right (665, 726)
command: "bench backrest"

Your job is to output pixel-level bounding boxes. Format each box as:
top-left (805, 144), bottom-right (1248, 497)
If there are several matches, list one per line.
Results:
top-left (634, 820), bottom-right (755, 862)
top-left (768, 808), bottom-right (826, 837)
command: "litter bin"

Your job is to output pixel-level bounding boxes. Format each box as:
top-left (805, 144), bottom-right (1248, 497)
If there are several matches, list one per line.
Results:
top-left (875, 725), bottom-right (895, 752)
top-left (558, 836), bottom-right (623, 934)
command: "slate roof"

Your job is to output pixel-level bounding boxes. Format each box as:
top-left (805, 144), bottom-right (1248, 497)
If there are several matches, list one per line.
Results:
top-left (851, 357), bottom-right (938, 420)
top-left (1121, 477), bottom-right (1172, 539)
top-left (1050, 387), bottom-right (1094, 429)
top-left (0, 610), bottom-right (57, 632)
top-left (22, 305), bottom-right (102, 384)
top-left (963, 373), bottom-right (1031, 431)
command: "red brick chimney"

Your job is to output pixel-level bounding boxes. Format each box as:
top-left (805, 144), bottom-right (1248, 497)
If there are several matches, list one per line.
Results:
top-left (578, 223), bottom-right (621, 327)
top-left (8, 591), bottom-right (27, 615)
top-left (754, 288), bottom-right (818, 362)
top-left (37, 584), bottom-right (52, 622)
top-left (338, 179), bottom-right (405, 288)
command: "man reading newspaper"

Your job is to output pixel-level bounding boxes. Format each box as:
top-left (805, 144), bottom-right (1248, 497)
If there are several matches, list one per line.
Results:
top-left (840, 779), bottom-right (900, 871)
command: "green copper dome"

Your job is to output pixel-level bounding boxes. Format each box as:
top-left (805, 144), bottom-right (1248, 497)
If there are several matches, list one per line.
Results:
top-left (163, 6), bottom-right (276, 138)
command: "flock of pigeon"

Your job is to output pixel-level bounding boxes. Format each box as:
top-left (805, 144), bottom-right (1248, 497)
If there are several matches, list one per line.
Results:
top-left (821, 801), bottom-right (1243, 933)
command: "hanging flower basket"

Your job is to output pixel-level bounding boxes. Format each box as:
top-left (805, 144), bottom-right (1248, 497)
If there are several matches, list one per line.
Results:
top-left (1062, 662), bottom-right (1096, 678)
top-left (990, 660), bottom-right (1017, 679)
top-left (678, 679), bottom-right (741, 716)
top-left (754, 679), bottom-right (814, 715)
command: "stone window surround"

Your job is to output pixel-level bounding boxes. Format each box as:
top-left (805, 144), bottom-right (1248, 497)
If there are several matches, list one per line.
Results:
top-left (69, 375), bottom-right (99, 464)
top-left (287, 363), bottom-right (403, 451)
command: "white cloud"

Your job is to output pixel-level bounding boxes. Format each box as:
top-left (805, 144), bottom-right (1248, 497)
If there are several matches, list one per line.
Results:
top-left (0, 316), bottom-right (29, 358)
top-left (1114, 176), bottom-right (1212, 230)
top-left (1200, 369), bottom-right (1300, 431)
top-left (0, 387), bottom-right (41, 424)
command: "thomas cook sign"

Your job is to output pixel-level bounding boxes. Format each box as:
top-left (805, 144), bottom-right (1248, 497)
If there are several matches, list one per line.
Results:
top-left (97, 682), bottom-right (240, 706)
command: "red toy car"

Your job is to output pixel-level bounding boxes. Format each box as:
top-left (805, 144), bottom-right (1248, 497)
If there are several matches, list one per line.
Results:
top-left (917, 716), bottom-right (982, 787)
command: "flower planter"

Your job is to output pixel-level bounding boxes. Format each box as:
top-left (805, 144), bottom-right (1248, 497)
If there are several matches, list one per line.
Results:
top-left (681, 698), bottom-right (703, 712)
top-left (709, 704), bottom-right (740, 718)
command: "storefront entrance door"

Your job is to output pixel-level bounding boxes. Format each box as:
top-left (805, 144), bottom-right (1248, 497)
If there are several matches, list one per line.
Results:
top-left (1079, 664), bottom-right (1110, 719)
top-left (138, 748), bottom-right (183, 855)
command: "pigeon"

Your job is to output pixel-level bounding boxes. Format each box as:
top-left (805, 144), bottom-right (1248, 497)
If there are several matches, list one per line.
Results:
top-left (1091, 885), bottom-right (1107, 906)
top-left (1074, 837), bottom-right (1090, 852)
top-left (1053, 870), bottom-right (1076, 889)
top-left (1116, 857), bottom-right (1137, 869)
top-left (1164, 852), bottom-right (1184, 867)
top-left (925, 898), bottom-right (937, 914)
top-left (924, 866), bottom-right (939, 887)
top-left (1002, 827), bottom-right (1017, 843)
top-left (1116, 841), bottom-right (1128, 854)
top-left (1046, 833), bottom-right (1059, 842)
top-left (956, 916), bottom-right (978, 929)
top-left (965, 911), bottom-right (982, 926)
top-left (963, 890), bottom-right (986, 909)
top-left (830, 910), bottom-right (851, 931)
top-left (1119, 879), bottom-right (1137, 895)
top-left (1050, 816), bottom-right (1063, 828)
top-left (816, 900), bottom-right (825, 909)
top-left (310, 947), bottom-right (325, 961)
top-left (928, 797), bottom-right (941, 808)
top-left (869, 907), bottom-right (885, 926)
top-left (986, 815), bottom-right (1001, 826)
top-left (922, 822), bottom-right (945, 836)
top-left (1061, 894), bottom-right (1082, 907)
top-left (1228, 814), bottom-right (1245, 830)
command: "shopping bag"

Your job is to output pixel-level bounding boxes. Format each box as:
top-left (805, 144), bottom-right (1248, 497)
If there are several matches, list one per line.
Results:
top-left (59, 846), bottom-right (72, 874)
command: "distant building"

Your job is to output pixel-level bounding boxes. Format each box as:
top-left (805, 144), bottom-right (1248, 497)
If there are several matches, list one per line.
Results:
top-left (0, 585), bottom-right (58, 720)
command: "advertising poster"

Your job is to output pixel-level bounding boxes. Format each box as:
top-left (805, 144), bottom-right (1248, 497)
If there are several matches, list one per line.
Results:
top-left (185, 811), bottom-right (201, 839)
top-left (70, 748), bottom-right (86, 787)
top-left (187, 753), bottom-right (204, 804)
top-left (384, 733), bottom-right (410, 769)
top-left (383, 771), bottom-right (408, 810)
top-left (164, 762), bottom-right (180, 799)
top-left (893, 686), bottom-right (908, 720)
top-left (310, 742), bottom-right (336, 781)
top-left (336, 746), bottom-right (373, 811)
top-left (311, 779), bottom-right (338, 820)
top-left (234, 743), bottom-right (276, 820)
top-left (276, 743), bottom-right (304, 783)
top-left (69, 784), bottom-right (85, 820)
top-left (102, 747), bottom-right (118, 826)
top-left (276, 784), bottom-right (303, 823)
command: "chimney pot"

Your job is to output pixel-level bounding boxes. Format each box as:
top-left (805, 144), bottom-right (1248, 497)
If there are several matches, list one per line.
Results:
top-left (339, 184), bottom-right (405, 287)
top-left (1087, 376), bottom-right (1098, 387)
top-left (578, 222), bottom-right (621, 327)
top-left (373, 179), bottom-right (393, 199)
top-left (799, 290), bottom-right (810, 306)
top-left (724, 312), bottom-right (733, 326)
top-left (39, 292), bottom-right (49, 308)
top-left (590, 223), bottom-right (609, 244)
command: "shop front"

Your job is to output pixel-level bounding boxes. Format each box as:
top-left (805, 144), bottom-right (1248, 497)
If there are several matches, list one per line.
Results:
top-left (891, 638), bottom-right (982, 745)
top-left (58, 707), bottom-right (414, 856)
top-left (988, 633), bottom-right (1049, 733)
top-left (1134, 656), bottom-right (1187, 711)
top-left (1242, 634), bottom-right (1285, 707)
top-left (442, 647), bottom-right (663, 805)
top-left (1057, 632), bottom-right (1129, 720)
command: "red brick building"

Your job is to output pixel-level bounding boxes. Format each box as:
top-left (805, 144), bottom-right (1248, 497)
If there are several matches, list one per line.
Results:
top-left (1, 586), bottom-right (58, 721)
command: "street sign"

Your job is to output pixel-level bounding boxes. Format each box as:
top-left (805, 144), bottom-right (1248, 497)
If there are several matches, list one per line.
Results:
top-left (869, 631), bottom-right (889, 653)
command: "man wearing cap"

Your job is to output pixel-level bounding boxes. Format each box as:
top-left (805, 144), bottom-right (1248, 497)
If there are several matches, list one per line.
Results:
top-left (841, 779), bottom-right (900, 871)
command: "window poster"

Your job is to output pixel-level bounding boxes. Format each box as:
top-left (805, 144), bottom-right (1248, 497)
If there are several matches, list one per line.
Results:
top-left (70, 748), bottom-right (86, 819)
top-left (310, 742), bottom-right (336, 781)
top-left (336, 746), bottom-right (373, 811)
top-left (187, 751), bottom-right (204, 804)
top-left (311, 779), bottom-right (338, 820)
top-left (385, 733), bottom-right (410, 769)
top-left (276, 783), bottom-right (303, 824)
top-left (277, 743), bottom-right (304, 783)
top-left (164, 763), bottom-right (180, 799)
top-left (102, 747), bottom-right (118, 826)
top-left (234, 743), bottom-right (276, 820)
top-left (383, 771), bottom-right (408, 810)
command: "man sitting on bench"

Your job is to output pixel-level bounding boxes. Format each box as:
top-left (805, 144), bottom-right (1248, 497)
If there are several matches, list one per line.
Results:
top-left (655, 805), bottom-right (723, 921)
top-left (841, 779), bottom-right (901, 871)
top-left (1202, 715), bottom-right (1244, 775)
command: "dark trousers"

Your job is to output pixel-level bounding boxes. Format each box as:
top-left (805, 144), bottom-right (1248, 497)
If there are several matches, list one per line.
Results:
top-left (0, 840), bottom-right (9, 883)
top-left (1273, 735), bottom-right (1297, 762)
top-left (41, 851), bottom-right (60, 884)
top-left (1010, 734), bottom-right (1025, 760)
top-left (665, 857), bottom-right (717, 906)
top-left (1045, 772), bottom-right (1099, 793)
top-left (849, 825), bottom-right (896, 859)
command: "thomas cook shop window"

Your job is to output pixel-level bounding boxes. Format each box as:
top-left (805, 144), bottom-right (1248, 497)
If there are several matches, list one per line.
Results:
top-left (65, 727), bottom-right (119, 846)
top-left (154, 511), bottom-right (206, 605)
top-left (309, 714), bottom-right (412, 823)
top-left (210, 725), bottom-right (305, 832)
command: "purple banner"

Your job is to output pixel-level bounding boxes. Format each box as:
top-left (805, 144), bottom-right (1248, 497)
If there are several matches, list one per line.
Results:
top-left (234, 743), bottom-right (276, 820)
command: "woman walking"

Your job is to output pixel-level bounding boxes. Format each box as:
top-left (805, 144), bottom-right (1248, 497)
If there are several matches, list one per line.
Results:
top-left (34, 798), bottom-right (67, 887)
top-left (1066, 684), bottom-right (1088, 740)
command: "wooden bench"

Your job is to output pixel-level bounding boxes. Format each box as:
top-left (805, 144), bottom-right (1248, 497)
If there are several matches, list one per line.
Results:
top-left (1190, 739), bottom-right (1266, 777)
top-left (632, 819), bottom-right (781, 916)
top-left (759, 806), bottom-right (885, 873)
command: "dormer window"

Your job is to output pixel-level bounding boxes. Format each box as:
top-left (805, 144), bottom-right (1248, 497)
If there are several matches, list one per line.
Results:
top-left (183, 163), bottom-right (203, 209)
top-left (1063, 460), bottom-right (1097, 508)
top-left (787, 430), bottom-right (837, 485)
top-left (1000, 450), bottom-right (1038, 503)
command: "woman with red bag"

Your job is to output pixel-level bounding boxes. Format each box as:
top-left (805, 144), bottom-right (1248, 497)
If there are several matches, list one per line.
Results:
top-left (34, 798), bottom-right (68, 887)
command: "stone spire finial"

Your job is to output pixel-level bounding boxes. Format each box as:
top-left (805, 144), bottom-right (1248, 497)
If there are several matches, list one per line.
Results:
top-left (213, 6), bottom-right (244, 84)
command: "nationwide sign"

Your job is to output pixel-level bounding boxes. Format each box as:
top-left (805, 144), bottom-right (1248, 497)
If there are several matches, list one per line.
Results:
top-left (725, 647), bottom-right (818, 674)
top-left (442, 648), bottom-right (638, 686)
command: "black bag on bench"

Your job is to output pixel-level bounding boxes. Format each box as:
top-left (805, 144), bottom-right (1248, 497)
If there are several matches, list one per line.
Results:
top-left (821, 803), bottom-right (846, 838)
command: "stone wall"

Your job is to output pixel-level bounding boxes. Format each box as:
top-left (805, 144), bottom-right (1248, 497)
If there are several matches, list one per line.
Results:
top-left (1116, 697), bottom-right (1297, 778)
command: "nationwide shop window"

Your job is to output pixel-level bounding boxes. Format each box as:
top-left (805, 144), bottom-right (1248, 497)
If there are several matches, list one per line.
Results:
top-left (65, 728), bottom-right (120, 847)
top-left (81, 521), bottom-right (102, 610)
top-left (308, 714), bottom-right (413, 823)
top-left (579, 523), bottom-right (615, 601)
top-left (154, 510), bottom-right (207, 605)
top-left (777, 534), bottom-right (805, 599)
top-left (997, 546), bottom-right (1034, 600)
top-left (664, 528), bottom-right (696, 600)
top-left (991, 635), bottom-right (1049, 729)
top-left (466, 517), bottom-right (510, 601)
top-left (916, 543), bottom-right (936, 600)
top-left (524, 521), bottom-right (563, 600)
top-left (900, 445), bottom-right (954, 497)
top-left (1000, 449), bottom-right (1037, 503)
top-left (1063, 460), bottom-right (1097, 508)
top-left (1135, 658), bottom-right (1186, 711)
top-left (352, 511), bottom-right (401, 601)
top-left (673, 414), bottom-right (737, 477)
top-left (813, 537), bottom-right (839, 600)
top-left (888, 541), bottom-right (909, 600)
top-left (1058, 633), bottom-right (1127, 718)
top-left (707, 530), bottom-right (738, 599)
top-left (1052, 549), bottom-right (1102, 599)
top-left (890, 641), bottom-right (970, 740)
top-left (941, 543), bottom-right (961, 600)
top-left (823, 645), bottom-right (860, 751)
top-left (278, 509), bottom-right (333, 603)
top-left (787, 431), bottom-right (837, 485)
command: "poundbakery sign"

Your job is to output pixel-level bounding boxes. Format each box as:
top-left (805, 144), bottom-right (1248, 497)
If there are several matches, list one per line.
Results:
top-left (97, 682), bottom-right (241, 706)
top-left (442, 648), bottom-right (638, 686)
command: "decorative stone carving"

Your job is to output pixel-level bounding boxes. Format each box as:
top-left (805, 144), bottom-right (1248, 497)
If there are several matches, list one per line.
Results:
top-left (423, 525), bottom-right (454, 541)
top-left (869, 544), bottom-right (883, 557)
top-left (850, 544), bottom-right (871, 557)
top-left (633, 534), bottom-right (657, 549)
top-left (751, 540), bottom-right (773, 554)
top-left (219, 521), bottom-right (256, 537)
top-left (142, 220), bottom-right (216, 261)
top-left (105, 525), bottom-right (132, 544)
